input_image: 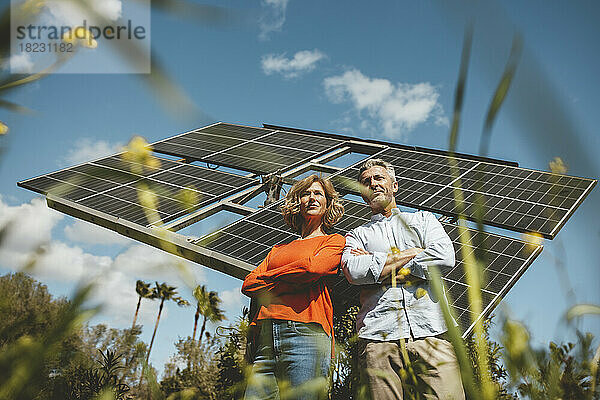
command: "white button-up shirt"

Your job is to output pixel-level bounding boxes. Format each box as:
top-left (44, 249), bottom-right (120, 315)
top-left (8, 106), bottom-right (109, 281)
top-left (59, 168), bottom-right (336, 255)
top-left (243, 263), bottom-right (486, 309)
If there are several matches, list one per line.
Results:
top-left (341, 208), bottom-right (455, 340)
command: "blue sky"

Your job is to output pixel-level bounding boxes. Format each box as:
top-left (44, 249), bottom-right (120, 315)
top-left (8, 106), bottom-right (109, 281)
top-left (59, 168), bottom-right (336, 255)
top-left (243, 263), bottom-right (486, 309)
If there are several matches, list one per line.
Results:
top-left (1, 0), bottom-right (599, 375)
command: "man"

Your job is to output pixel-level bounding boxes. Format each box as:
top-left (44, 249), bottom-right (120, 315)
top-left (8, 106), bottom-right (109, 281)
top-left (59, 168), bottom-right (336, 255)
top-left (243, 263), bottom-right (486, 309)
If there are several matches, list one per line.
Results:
top-left (341, 159), bottom-right (464, 400)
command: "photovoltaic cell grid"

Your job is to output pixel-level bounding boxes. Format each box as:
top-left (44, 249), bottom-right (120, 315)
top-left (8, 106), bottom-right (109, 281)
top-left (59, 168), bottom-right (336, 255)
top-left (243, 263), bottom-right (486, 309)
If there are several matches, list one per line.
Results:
top-left (152, 123), bottom-right (269, 161)
top-left (331, 147), bottom-right (596, 239)
top-left (195, 199), bottom-right (542, 334)
top-left (18, 154), bottom-right (258, 227)
top-left (441, 224), bottom-right (542, 332)
top-left (151, 122), bottom-right (345, 175)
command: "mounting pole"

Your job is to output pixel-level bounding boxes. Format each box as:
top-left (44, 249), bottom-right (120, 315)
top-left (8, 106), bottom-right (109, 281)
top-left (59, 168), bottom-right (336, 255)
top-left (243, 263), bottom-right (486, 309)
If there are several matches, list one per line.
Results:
top-left (263, 172), bottom-right (283, 206)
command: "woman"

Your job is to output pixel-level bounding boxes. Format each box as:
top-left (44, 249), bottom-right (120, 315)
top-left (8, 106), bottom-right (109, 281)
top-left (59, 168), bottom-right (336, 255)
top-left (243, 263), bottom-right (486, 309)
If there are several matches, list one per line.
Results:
top-left (242, 174), bottom-right (345, 400)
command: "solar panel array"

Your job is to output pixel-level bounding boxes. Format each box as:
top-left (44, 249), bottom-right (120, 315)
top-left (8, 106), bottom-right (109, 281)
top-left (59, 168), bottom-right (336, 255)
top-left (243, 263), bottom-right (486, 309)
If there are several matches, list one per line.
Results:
top-left (151, 122), bottom-right (344, 175)
top-left (17, 122), bottom-right (595, 335)
top-left (196, 199), bottom-right (542, 334)
top-left (331, 147), bottom-right (596, 239)
top-left (18, 154), bottom-right (258, 227)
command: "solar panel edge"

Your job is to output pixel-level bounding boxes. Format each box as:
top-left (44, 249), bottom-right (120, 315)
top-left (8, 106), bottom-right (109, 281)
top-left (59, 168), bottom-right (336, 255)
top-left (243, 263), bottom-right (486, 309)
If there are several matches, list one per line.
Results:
top-left (439, 220), bottom-right (543, 249)
top-left (16, 179), bottom-right (47, 196)
top-left (151, 122), bottom-right (276, 159)
top-left (462, 241), bottom-right (543, 338)
top-left (46, 193), bottom-right (122, 232)
top-left (18, 152), bottom-right (184, 194)
top-left (153, 123), bottom-right (349, 175)
top-left (549, 178), bottom-right (597, 239)
top-left (16, 151), bottom-right (132, 190)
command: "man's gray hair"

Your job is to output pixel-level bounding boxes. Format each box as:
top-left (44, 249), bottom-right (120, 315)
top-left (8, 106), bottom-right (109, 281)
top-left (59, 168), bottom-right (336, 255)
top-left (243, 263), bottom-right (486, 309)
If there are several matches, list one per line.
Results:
top-left (358, 159), bottom-right (396, 182)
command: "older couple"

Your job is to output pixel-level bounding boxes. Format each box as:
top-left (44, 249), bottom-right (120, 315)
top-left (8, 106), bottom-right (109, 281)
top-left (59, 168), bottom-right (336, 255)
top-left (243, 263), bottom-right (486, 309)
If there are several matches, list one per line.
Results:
top-left (242, 159), bottom-right (465, 400)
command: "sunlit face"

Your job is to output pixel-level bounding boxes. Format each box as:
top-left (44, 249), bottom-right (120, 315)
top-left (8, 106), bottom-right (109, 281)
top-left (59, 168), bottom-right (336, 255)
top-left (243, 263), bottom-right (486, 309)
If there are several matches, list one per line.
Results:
top-left (299, 181), bottom-right (328, 221)
top-left (358, 166), bottom-right (398, 211)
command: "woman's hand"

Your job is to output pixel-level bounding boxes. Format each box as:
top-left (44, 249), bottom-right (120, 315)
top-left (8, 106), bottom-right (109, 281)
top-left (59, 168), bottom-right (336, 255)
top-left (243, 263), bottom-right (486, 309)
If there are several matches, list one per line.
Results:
top-left (350, 248), bottom-right (370, 256)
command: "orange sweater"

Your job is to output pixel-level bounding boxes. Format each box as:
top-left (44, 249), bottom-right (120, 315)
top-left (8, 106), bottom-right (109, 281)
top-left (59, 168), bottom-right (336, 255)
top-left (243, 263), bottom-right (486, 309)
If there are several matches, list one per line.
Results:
top-left (241, 234), bottom-right (345, 336)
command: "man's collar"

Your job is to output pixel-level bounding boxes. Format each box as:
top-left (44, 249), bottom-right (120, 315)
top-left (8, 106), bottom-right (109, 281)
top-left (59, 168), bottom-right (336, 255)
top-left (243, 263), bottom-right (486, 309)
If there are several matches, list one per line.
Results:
top-left (370, 207), bottom-right (400, 222)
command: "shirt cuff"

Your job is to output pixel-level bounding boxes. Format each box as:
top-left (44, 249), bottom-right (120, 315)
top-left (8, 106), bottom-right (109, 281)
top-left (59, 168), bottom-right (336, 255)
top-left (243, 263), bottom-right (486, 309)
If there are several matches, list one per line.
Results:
top-left (405, 258), bottom-right (428, 280)
top-left (371, 251), bottom-right (387, 282)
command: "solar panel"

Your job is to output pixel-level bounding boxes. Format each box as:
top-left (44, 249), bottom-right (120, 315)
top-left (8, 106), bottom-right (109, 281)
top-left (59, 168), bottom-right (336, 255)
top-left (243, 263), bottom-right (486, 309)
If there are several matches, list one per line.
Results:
top-left (18, 154), bottom-right (259, 227)
top-left (195, 199), bottom-right (542, 336)
top-left (151, 122), bottom-right (345, 175)
top-left (331, 147), bottom-right (596, 239)
top-left (152, 123), bottom-right (271, 161)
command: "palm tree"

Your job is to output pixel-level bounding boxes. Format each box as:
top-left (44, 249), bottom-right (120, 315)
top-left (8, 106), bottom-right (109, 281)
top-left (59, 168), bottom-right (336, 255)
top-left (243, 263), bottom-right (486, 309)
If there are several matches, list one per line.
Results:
top-left (192, 285), bottom-right (226, 346)
top-left (131, 280), bottom-right (153, 330)
top-left (139, 282), bottom-right (180, 387)
top-left (123, 280), bottom-right (155, 384)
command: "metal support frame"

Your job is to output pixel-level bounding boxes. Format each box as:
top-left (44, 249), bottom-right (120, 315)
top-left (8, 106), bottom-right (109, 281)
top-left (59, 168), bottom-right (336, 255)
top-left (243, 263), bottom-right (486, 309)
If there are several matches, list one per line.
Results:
top-left (222, 202), bottom-right (256, 216)
top-left (280, 146), bottom-right (351, 180)
top-left (262, 173), bottom-right (284, 206)
top-left (158, 144), bottom-right (366, 232)
top-left (46, 194), bottom-right (256, 279)
top-left (162, 184), bottom-right (265, 231)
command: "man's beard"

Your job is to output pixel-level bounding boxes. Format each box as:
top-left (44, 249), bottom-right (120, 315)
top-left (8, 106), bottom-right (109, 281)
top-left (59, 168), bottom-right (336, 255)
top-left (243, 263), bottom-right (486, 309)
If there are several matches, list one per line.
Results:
top-left (369, 192), bottom-right (392, 210)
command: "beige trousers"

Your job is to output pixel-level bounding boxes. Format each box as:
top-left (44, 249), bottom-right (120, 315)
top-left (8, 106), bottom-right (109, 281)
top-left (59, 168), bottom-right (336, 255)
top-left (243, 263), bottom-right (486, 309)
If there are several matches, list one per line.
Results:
top-left (359, 337), bottom-right (465, 400)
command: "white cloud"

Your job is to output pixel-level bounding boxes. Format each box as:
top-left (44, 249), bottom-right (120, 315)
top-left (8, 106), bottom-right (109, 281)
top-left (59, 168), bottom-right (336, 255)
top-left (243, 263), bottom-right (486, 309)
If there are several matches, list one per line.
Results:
top-left (44, 0), bottom-right (122, 26)
top-left (64, 220), bottom-right (133, 246)
top-left (324, 69), bottom-right (448, 138)
top-left (93, 0), bottom-right (122, 21)
top-left (34, 241), bottom-right (113, 281)
top-left (61, 138), bottom-right (124, 166)
top-left (220, 287), bottom-right (244, 314)
top-left (0, 196), bottom-right (63, 255)
top-left (261, 49), bottom-right (325, 79)
top-left (0, 196), bottom-right (205, 328)
top-left (112, 244), bottom-right (205, 288)
top-left (259, 0), bottom-right (289, 40)
top-left (7, 54), bottom-right (34, 74)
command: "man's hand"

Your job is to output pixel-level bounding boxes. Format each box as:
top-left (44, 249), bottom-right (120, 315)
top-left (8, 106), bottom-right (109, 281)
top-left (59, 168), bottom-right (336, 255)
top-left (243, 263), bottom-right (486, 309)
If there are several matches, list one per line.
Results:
top-left (392, 247), bottom-right (424, 260)
top-left (379, 247), bottom-right (425, 284)
top-left (350, 246), bottom-right (425, 286)
top-left (350, 248), bottom-right (370, 256)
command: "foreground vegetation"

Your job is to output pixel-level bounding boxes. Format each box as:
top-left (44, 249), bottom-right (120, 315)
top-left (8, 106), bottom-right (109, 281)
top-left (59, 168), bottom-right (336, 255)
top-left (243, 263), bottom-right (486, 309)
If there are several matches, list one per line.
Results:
top-left (0, 3), bottom-right (597, 398)
top-left (0, 271), bottom-right (598, 399)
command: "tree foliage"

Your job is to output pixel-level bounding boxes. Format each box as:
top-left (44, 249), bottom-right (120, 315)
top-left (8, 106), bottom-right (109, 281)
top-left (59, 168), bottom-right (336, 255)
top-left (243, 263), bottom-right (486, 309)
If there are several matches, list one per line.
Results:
top-left (214, 309), bottom-right (250, 400)
top-left (0, 272), bottom-right (71, 347)
top-left (331, 305), bottom-right (361, 399)
top-left (132, 280), bottom-right (154, 330)
top-left (500, 319), bottom-right (600, 400)
top-left (192, 285), bottom-right (226, 345)
top-left (160, 309), bottom-right (249, 400)
top-left (161, 336), bottom-right (221, 399)
top-left (466, 317), bottom-right (516, 400)
top-left (52, 349), bottom-right (131, 400)
top-left (144, 282), bottom-right (189, 373)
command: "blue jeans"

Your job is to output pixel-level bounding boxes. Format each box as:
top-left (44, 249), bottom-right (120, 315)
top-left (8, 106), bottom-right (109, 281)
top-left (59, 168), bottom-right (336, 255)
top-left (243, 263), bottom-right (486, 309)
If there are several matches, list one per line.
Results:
top-left (244, 319), bottom-right (331, 400)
